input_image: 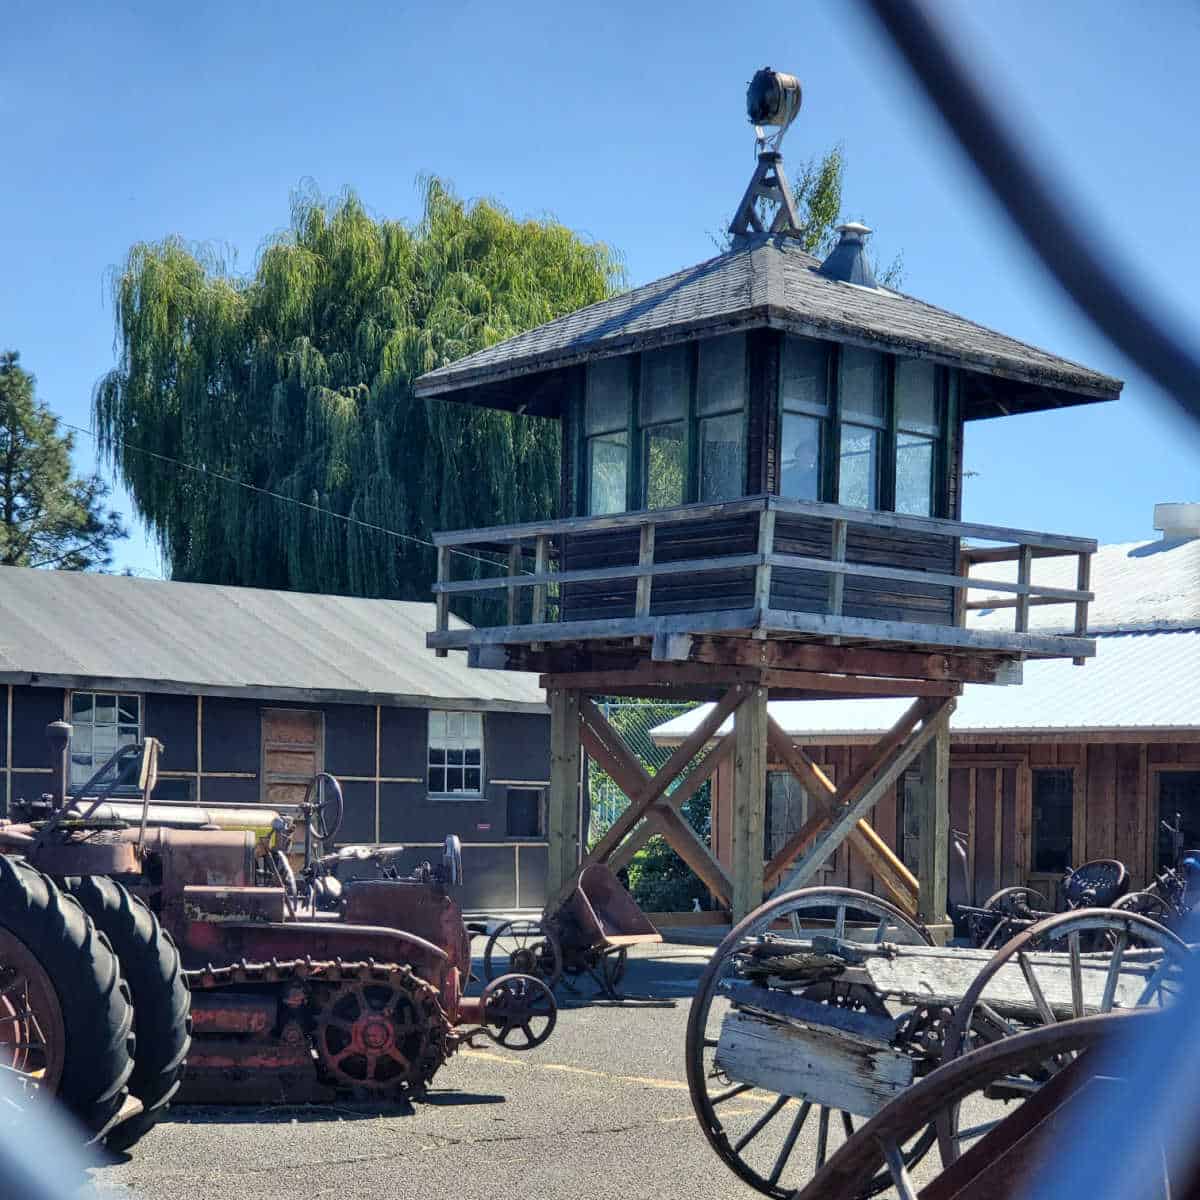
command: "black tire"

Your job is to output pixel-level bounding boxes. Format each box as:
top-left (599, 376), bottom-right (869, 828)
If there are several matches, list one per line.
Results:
top-left (0, 856), bottom-right (134, 1135)
top-left (60, 875), bottom-right (191, 1151)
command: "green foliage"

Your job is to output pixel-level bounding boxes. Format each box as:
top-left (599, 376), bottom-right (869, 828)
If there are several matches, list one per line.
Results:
top-left (587, 699), bottom-right (713, 913)
top-left (94, 179), bottom-right (623, 596)
top-left (0, 352), bottom-right (127, 570)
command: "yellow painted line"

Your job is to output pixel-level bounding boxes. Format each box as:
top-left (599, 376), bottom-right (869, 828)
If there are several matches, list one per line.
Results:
top-left (459, 1048), bottom-right (776, 1104)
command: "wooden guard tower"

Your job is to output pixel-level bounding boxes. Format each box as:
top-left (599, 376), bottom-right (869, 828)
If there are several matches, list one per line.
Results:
top-left (414, 83), bottom-right (1122, 932)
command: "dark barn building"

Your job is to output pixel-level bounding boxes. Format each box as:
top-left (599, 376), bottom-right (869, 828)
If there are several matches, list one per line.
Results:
top-left (0, 567), bottom-right (550, 910)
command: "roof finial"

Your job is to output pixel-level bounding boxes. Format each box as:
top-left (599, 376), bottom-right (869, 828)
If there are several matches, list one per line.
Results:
top-left (728, 68), bottom-right (804, 241)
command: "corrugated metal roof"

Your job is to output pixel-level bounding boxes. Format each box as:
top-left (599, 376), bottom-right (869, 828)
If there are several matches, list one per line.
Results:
top-left (415, 234), bottom-right (1121, 406)
top-left (0, 567), bottom-right (545, 711)
top-left (968, 536), bottom-right (1200, 635)
top-left (651, 630), bottom-right (1200, 744)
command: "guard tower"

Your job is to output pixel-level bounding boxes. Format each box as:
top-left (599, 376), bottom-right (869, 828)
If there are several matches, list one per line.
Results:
top-left (415, 71), bottom-right (1122, 930)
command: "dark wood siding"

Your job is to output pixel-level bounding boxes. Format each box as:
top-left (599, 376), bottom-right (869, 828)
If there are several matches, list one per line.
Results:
top-left (11, 686), bottom-right (63, 768)
top-left (145, 694), bottom-right (197, 772)
top-left (323, 704), bottom-right (376, 777)
top-left (746, 329), bottom-right (780, 496)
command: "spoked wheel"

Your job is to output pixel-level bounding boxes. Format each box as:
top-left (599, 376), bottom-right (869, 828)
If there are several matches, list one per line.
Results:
top-left (0, 927), bottom-right (66, 1114)
top-left (794, 1009), bottom-right (1161, 1199)
top-left (978, 886), bottom-right (1048, 948)
top-left (937, 908), bottom-right (1188, 1165)
top-left (1114, 889), bottom-right (1172, 924)
top-left (483, 920), bottom-right (563, 989)
top-left (314, 972), bottom-right (448, 1097)
top-left (686, 887), bottom-right (934, 1199)
top-left (481, 974), bottom-right (558, 1050)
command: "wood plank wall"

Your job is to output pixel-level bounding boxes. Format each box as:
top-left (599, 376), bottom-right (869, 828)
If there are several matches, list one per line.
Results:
top-left (708, 736), bottom-right (1200, 911)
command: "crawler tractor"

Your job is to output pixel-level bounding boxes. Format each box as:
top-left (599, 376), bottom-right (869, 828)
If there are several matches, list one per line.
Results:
top-left (0, 727), bottom-right (555, 1147)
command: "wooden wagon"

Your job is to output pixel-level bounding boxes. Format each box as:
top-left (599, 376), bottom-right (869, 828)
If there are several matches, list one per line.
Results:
top-left (686, 886), bottom-right (1189, 1198)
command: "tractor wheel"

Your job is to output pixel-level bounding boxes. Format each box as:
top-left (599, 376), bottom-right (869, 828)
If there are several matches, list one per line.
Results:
top-left (60, 875), bottom-right (192, 1151)
top-left (0, 856), bottom-right (135, 1136)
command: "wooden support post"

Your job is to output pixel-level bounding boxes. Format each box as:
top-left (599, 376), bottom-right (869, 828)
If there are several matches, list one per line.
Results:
top-left (1015, 544), bottom-right (1033, 632)
top-left (435, 546), bottom-right (451, 658)
top-left (754, 509), bottom-right (776, 615)
top-left (635, 522), bottom-right (656, 617)
top-left (828, 518), bottom-right (847, 616)
top-left (1073, 551), bottom-right (1091, 665)
top-left (531, 535), bottom-right (549, 626)
top-left (915, 718), bottom-right (952, 938)
top-left (546, 689), bottom-right (582, 898)
top-left (507, 542), bottom-right (522, 626)
top-left (732, 686), bottom-right (768, 921)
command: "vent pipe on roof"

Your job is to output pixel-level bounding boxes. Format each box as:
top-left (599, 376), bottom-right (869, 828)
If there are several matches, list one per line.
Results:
top-left (1154, 502), bottom-right (1200, 539)
top-left (819, 222), bottom-right (878, 287)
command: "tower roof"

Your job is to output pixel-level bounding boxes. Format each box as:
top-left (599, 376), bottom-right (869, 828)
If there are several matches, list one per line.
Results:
top-left (414, 233), bottom-right (1122, 418)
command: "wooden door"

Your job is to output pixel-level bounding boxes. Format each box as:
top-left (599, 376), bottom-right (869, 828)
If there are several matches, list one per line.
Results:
top-left (261, 708), bottom-right (323, 808)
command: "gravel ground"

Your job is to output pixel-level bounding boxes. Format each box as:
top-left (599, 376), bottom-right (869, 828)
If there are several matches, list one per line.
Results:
top-left (85, 942), bottom-right (992, 1200)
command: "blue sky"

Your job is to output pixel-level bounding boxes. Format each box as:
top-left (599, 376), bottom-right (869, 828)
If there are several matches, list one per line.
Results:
top-left (3, 0), bottom-right (1198, 576)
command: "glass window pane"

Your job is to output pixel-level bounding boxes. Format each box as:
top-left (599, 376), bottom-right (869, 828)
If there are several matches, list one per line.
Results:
top-left (118, 696), bottom-right (140, 725)
top-left (447, 768), bottom-right (464, 792)
top-left (72, 692), bottom-right (94, 723)
top-left (71, 725), bottom-right (93, 762)
top-left (588, 432), bottom-right (628, 515)
top-left (895, 433), bottom-right (935, 516)
top-left (642, 423), bottom-right (685, 510)
top-left (585, 356), bottom-right (631, 433)
top-left (639, 346), bottom-right (689, 424)
top-left (838, 425), bottom-right (879, 509)
top-left (839, 347), bottom-right (885, 423)
top-left (781, 336), bottom-right (829, 415)
top-left (428, 711), bottom-right (446, 742)
top-left (428, 768), bottom-right (445, 793)
top-left (95, 694), bottom-right (117, 724)
top-left (93, 724), bottom-right (118, 761)
top-left (446, 711), bottom-right (463, 739)
top-left (895, 358), bottom-right (939, 433)
top-left (465, 748), bottom-right (481, 765)
top-left (780, 412), bottom-right (823, 501)
top-left (697, 333), bottom-right (746, 416)
top-left (447, 748), bottom-right (464, 765)
top-left (118, 725), bottom-right (139, 747)
top-left (464, 768), bottom-right (481, 793)
top-left (699, 413), bottom-right (744, 501)
top-left (465, 712), bottom-right (482, 740)
top-left (1033, 769), bottom-right (1074, 873)
top-left (429, 747), bottom-right (446, 765)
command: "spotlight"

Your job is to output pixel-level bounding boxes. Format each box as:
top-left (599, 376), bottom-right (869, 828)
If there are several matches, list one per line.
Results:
top-left (746, 68), bottom-right (802, 151)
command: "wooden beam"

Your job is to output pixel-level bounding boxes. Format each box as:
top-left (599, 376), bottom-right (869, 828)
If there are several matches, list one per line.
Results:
top-left (635, 522), bottom-right (656, 617)
top-left (554, 687), bottom-right (746, 908)
top-left (546, 689), bottom-right (582, 898)
top-left (648, 804), bottom-right (733, 904)
top-left (732, 686), bottom-right (768, 920)
top-left (766, 719), bottom-right (919, 913)
top-left (686, 639), bottom-right (1022, 686)
top-left (766, 697), bottom-right (950, 893)
top-left (607, 734), bottom-right (735, 875)
top-left (915, 720), bottom-right (952, 927)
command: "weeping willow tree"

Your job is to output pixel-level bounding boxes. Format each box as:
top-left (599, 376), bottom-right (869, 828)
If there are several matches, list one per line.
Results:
top-left (94, 179), bottom-right (623, 598)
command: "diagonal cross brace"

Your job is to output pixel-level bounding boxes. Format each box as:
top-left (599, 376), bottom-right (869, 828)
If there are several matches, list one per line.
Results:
top-left (774, 697), bottom-right (955, 896)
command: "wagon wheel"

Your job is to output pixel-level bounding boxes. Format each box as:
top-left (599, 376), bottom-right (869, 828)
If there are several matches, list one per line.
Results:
top-left (792, 1009), bottom-right (1164, 1200)
top-left (686, 887), bottom-right (935, 1199)
top-left (0, 926), bottom-right (66, 1115)
top-left (1114, 889), bottom-right (1172, 924)
top-left (482, 919), bottom-right (563, 988)
top-left (937, 908), bottom-right (1188, 1165)
top-left (978, 885), bottom-right (1048, 948)
top-left (481, 974), bottom-right (558, 1050)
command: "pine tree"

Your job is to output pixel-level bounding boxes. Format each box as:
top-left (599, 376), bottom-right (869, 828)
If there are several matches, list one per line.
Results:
top-left (94, 179), bottom-right (623, 598)
top-left (0, 352), bottom-right (127, 570)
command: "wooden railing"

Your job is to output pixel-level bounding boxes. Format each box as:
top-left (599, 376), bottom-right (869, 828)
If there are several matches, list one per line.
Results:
top-left (428, 495), bottom-right (1096, 660)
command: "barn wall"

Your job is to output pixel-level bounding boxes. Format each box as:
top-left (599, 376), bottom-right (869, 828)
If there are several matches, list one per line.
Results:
top-left (3, 683), bottom-right (550, 909)
top-left (709, 734), bottom-right (1200, 911)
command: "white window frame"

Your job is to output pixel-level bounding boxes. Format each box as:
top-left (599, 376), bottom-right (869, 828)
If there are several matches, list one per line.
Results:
top-left (427, 710), bottom-right (484, 799)
top-left (69, 691), bottom-right (142, 790)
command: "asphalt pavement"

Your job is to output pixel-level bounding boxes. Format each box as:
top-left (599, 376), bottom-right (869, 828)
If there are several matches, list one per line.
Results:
top-left (88, 943), bottom-right (730, 1200)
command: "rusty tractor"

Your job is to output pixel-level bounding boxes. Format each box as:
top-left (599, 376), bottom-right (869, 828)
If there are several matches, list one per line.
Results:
top-left (0, 727), bottom-right (556, 1148)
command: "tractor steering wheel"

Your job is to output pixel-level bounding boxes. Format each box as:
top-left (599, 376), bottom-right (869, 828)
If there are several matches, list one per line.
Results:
top-left (302, 772), bottom-right (345, 843)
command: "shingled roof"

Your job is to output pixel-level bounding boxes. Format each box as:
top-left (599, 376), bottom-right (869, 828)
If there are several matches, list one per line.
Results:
top-left (415, 233), bottom-right (1122, 416)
